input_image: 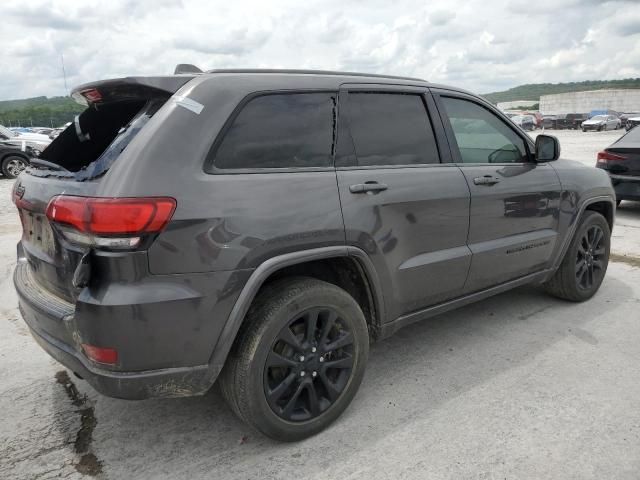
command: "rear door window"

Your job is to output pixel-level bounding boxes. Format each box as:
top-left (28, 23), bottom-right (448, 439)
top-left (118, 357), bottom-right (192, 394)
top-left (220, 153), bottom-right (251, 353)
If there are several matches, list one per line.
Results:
top-left (210, 92), bottom-right (336, 170)
top-left (440, 96), bottom-right (528, 164)
top-left (346, 92), bottom-right (440, 166)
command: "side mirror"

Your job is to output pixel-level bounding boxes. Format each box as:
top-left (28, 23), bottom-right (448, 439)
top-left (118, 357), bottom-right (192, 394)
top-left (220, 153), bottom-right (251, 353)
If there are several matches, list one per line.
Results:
top-left (535, 134), bottom-right (560, 162)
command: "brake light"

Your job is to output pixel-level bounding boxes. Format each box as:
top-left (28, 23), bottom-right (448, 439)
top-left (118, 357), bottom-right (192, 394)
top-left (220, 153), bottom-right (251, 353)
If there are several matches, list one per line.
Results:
top-left (81, 88), bottom-right (103, 103)
top-left (81, 344), bottom-right (118, 365)
top-left (46, 196), bottom-right (176, 249)
top-left (597, 151), bottom-right (627, 164)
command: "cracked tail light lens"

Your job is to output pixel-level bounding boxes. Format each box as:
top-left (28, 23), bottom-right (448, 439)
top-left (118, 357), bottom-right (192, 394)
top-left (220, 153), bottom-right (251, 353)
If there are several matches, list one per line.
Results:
top-left (46, 196), bottom-right (176, 250)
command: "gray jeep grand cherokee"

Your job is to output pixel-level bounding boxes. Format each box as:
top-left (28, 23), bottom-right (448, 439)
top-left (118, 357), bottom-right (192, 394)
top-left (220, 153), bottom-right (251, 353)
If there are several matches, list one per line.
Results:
top-left (13, 68), bottom-right (615, 441)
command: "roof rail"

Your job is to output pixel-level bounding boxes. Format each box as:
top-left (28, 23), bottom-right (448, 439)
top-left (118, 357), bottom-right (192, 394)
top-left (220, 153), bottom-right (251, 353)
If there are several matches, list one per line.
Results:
top-left (204, 68), bottom-right (426, 82)
top-left (174, 64), bottom-right (203, 74)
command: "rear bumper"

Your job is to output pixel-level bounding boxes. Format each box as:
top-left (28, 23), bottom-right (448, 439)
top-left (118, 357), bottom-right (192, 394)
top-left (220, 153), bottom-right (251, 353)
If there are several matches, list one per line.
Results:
top-left (13, 260), bottom-right (240, 399)
top-left (24, 312), bottom-right (213, 399)
top-left (611, 175), bottom-right (640, 201)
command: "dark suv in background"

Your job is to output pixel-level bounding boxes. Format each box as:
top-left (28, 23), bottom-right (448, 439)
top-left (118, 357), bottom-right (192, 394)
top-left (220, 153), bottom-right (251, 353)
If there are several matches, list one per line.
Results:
top-left (13, 68), bottom-right (615, 441)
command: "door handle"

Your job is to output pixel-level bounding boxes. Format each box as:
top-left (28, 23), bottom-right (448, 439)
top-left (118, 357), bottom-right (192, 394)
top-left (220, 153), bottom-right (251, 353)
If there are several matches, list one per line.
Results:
top-left (349, 182), bottom-right (388, 194)
top-left (473, 175), bottom-right (500, 186)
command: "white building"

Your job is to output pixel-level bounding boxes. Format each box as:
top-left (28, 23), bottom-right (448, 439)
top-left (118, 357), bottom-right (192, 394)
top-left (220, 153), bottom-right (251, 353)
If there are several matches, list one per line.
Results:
top-left (539, 89), bottom-right (640, 115)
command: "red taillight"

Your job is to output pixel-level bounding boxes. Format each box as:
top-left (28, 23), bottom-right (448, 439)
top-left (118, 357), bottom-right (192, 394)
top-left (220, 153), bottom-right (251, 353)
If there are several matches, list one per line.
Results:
top-left (46, 196), bottom-right (176, 249)
top-left (46, 196), bottom-right (176, 235)
top-left (597, 151), bottom-right (627, 164)
top-left (81, 88), bottom-right (103, 103)
top-left (82, 344), bottom-right (118, 365)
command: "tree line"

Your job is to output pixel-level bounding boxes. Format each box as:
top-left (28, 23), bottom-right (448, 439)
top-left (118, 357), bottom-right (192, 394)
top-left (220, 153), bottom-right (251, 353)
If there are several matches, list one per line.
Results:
top-left (483, 78), bottom-right (640, 104)
top-left (0, 96), bottom-right (85, 128)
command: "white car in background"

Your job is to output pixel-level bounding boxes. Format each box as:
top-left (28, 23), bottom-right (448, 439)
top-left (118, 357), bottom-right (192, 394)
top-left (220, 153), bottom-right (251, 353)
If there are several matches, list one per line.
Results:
top-left (581, 115), bottom-right (621, 132)
top-left (0, 125), bottom-right (51, 155)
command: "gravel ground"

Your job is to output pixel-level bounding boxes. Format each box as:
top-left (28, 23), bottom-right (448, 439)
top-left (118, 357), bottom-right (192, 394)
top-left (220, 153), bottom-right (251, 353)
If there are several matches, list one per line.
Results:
top-left (1, 129), bottom-right (639, 480)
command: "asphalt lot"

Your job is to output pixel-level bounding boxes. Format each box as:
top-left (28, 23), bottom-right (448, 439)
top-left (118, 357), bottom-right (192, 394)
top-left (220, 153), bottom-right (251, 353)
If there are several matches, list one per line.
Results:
top-left (1, 129), bottom-right (639, 479)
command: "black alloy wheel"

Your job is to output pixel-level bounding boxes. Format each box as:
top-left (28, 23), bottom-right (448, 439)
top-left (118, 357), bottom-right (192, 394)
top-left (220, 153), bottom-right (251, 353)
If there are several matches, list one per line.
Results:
top-left (575, 225), bottom-right (606, 291)
top-left (264, 307), bottom-right (354, 422)
top-left (544, 210), bottom-right (610, 302)
top-left (219, 277), bottom-right (369, 441)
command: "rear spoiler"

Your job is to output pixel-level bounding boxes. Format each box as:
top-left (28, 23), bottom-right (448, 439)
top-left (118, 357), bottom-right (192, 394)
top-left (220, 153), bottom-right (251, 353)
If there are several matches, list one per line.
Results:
top-left (71, 76), bottom-right (195, 106)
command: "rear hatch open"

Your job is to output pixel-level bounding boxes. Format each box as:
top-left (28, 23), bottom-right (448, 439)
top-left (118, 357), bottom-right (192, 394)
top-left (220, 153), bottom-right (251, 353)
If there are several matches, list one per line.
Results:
top-left (15, 75), bottom-right (192, 304)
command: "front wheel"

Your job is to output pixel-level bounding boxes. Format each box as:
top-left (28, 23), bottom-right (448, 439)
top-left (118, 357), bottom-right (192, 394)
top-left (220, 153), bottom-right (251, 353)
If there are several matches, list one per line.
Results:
top-left (219, 277), bottom-right (369, 441)
top-left (2, 155), bottom-right (28, 179)
top-left (544, 211), bottom-right (610, 301)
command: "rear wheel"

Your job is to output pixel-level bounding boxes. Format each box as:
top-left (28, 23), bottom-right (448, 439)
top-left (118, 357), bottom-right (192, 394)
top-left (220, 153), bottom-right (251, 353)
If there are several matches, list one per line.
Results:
top-left (219, 277), bottom-right (369, 441)
top-left (2, 155), bottom-right (28, 179)
top-left (544, 211), bottom-right (610, 301)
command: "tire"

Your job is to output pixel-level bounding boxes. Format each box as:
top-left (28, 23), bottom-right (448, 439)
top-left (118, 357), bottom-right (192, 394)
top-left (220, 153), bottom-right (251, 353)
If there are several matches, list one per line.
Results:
top-left (1, 155), bottom-right (28, 179)
top-left (582, 128), bottom-right (586, 132)
top-left (544, 211), bottom-right (610, 302)
top-left (598, 125), bottom-right (603, 132)
top-left (219, 276), bottom-right (369, 441)
top-left (616, 199), bottom-right (622, 207)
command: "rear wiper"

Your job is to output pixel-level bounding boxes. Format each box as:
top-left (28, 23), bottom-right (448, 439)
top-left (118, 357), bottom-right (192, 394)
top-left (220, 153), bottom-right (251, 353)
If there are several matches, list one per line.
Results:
top-left (29, 158), bottom-right (70, 172)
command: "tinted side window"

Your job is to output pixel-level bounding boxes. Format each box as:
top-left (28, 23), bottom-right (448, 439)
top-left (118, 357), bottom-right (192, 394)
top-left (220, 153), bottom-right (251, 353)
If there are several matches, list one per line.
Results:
top-left (347, 93), bottom-right (440, 166)
top-left (440, 96), bottom-right (528, 164)
top-left (211, 93), bottom-right (335, 170)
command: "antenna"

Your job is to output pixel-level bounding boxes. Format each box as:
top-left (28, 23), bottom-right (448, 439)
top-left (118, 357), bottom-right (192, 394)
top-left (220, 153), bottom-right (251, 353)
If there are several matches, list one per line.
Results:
top-left (61, 54), bottom-right (68, 94)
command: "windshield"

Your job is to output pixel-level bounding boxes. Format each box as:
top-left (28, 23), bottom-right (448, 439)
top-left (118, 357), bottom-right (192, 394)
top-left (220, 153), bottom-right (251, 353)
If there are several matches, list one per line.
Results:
top-left (591, 115), bottom-right (607, 121)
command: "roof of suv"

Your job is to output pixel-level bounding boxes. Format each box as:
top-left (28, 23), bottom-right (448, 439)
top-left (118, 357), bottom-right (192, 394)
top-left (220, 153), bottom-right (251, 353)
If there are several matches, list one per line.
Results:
top-left (71, 68), bottom-right (478, 106)
top-left (205, 68), bottom-right (426, 82)
top-left (198, 69), bottom-right (483, 98)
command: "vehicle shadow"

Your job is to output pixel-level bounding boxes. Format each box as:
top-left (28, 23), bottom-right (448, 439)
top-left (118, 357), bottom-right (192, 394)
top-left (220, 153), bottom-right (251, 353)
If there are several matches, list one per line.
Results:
top-left (52, 273), bottom-right (633, 478)
top-left (617, 200), bottom-right (640, 216)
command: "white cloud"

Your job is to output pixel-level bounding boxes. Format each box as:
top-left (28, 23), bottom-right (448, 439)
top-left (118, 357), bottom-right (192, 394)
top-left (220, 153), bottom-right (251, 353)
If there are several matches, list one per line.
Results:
top-left (0, 0), bottom-right (639, 100)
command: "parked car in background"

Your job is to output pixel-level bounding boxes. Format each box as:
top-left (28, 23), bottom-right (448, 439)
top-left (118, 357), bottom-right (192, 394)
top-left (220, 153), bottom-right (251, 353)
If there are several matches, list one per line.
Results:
top-left (625, 115), bottom-right (640, 131)
top-left (48, 122), bottom-right (71, 140)
top-left (13, 68), bottom-right (615, 441)
top-left (9, 127), bottom-right (33, 134)
top-left (543, 115), bottom-right (557, 129)
top-left (32, 127), bottom-right (54, 136)
top-left (582, 115), bottom-right (621, 132)
top-left (555, 113), bottom-right (587, 130)
top-left (0, 125), bottom-right (50, 155)
top-left (568, 113), bottom-right (589, 129)
top-left (530, 112), bottom-right (543, 129)
top-left (597, 126), bottom-right (640, 206)
top-left (553, 113), bottom-right (569, 129)
top-left (511, 114), bottom-right (536, 131)
top-left (0, 143), bottom-right (32, 178)
top-left (619, 113), bottom-right (637, 129)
